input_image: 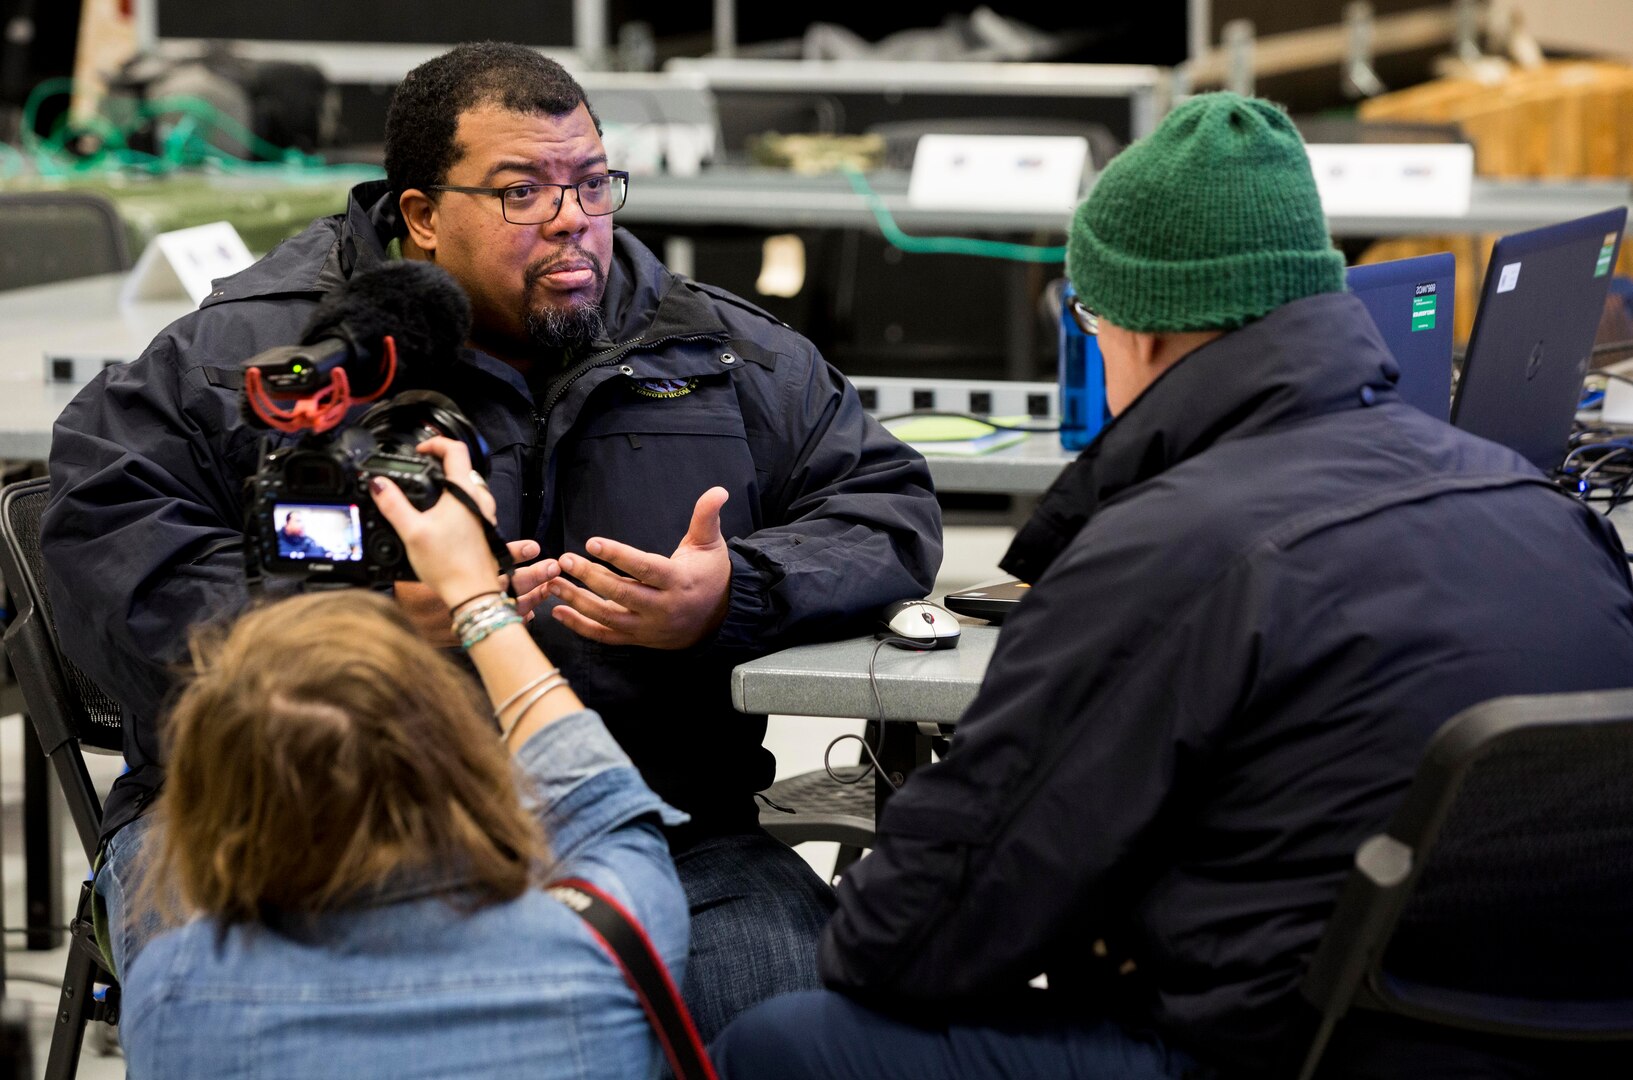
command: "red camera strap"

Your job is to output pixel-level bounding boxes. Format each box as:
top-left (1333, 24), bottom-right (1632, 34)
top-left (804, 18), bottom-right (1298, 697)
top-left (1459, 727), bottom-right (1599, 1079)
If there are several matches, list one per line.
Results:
top-left (547, 877), bottom-right (718, 1080)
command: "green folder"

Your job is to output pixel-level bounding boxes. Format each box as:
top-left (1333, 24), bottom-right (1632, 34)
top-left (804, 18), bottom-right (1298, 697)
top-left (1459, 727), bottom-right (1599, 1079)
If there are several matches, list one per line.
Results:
top-left (883, 415), bottom-right (1030, 456)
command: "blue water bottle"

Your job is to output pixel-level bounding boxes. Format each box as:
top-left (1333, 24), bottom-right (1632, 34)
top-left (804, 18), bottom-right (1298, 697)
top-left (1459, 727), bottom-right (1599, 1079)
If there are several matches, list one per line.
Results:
top-left (1058, 284), bottom-right (1109, 451)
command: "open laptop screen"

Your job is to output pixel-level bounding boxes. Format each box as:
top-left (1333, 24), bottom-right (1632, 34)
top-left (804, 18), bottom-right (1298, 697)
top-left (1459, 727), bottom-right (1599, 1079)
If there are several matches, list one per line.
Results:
top-left (1346, 252), bottom-right (1456, 420)
top-left (1451, 207), bottom-right (1627, 471)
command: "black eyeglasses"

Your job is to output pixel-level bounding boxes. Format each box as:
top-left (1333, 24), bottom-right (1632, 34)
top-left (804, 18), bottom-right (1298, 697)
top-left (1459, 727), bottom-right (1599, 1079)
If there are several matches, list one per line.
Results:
top-left (1070, 297), bottom-right (1099, 336)
top-left (428, 171), bottom-right (630, 225)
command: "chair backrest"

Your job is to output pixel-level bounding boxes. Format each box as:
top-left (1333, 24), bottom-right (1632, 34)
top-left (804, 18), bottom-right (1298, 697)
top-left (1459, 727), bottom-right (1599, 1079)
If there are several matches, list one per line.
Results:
top-left (0, 191), bottom-right (132, 292)
top-left (0, 478), bottom-right (125, 758)
top-left (1299, 690), bottom-right (1633, 1076)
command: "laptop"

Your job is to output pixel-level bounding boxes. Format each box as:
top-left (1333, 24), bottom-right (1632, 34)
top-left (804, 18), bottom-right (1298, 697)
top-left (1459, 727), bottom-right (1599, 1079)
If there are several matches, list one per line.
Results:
top-left (1347, 253), bottom-right (1457, 419)
top-left (942, 578), bottom-right (1033, 623)
top-left (1451, 207), bottom-right (1627, 470)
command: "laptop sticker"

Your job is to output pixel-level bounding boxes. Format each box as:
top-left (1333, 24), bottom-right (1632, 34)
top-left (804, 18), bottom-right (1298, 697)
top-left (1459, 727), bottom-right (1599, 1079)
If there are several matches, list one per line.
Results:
top-left (1411, 282), bottom-right (1437, 332)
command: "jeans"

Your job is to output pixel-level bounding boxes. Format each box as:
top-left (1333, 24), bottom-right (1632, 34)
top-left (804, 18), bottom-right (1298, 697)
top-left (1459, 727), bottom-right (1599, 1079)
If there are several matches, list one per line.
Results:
top-left (711, 990), bottom-right (1205, 1080)
top-left (93, 810), bottom-right (166, 979)
top-left (674, 830), bottom-right (836, 1044)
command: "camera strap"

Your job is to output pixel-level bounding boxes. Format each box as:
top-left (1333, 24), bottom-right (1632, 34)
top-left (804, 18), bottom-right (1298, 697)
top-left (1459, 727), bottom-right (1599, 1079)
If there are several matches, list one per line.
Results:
top-left (546, 877), bottom-right (718, 1080)
top-left (440, 481), bottom-right (519, 595)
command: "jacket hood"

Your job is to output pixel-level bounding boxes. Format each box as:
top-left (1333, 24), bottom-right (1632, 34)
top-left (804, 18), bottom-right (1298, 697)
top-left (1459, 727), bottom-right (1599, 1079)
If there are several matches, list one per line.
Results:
top-left (203, 180), bottom-right (397, 307)
top-left (595, 228), bottom-right (730, 349)
top-left (1002, 291), bottom-right (1401, 582)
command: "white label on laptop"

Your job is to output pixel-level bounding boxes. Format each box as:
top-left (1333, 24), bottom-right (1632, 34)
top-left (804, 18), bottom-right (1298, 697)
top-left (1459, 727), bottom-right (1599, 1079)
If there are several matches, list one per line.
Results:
top-left (121, 221), bottom-right (255, 307)
top-left (1304, 143), bottom-right (1473, 218)
top-left (908, 134), bottom-right (1089, 213)
top-left (1497, 261), bottom-right (1521, 294)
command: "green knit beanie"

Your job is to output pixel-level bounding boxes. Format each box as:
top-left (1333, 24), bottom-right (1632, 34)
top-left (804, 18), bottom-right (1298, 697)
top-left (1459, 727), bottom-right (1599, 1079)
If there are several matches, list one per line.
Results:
top-left (1066, 92), bottom-right (1346, 332)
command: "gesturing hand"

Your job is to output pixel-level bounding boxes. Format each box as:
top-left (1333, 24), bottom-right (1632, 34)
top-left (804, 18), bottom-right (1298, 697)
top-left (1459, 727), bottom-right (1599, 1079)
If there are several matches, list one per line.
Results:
top-left (544, 487), bottom-right (733, 650)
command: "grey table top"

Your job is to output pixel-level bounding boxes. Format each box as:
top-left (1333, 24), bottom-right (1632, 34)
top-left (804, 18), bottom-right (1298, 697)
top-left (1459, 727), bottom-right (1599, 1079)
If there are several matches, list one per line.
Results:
top-left (732, 626), bottom-right (999, 724)
top-left (0, 275), bottom-right (191, 459)
top-left (918, 436), bottom-right (1075, 494)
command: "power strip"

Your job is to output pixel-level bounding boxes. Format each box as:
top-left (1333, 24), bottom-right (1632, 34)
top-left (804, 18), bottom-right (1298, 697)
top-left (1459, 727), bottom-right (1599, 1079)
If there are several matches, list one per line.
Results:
top-left (44, 353), bottom-right (128, 387)
top-left (845, 375), bottom-right (1059, 421)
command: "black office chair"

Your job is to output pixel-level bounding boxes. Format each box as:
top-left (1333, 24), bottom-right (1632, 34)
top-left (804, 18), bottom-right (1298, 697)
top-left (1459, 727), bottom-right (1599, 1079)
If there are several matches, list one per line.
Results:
top-left (759, 764), bottom-right (876, 854)
top-left (0, 478), bottom-right (124, 1079)
top-left (0, 191), bottom-right (132, 292)
top-left (1297, 689), bottom-right (1633, 1080)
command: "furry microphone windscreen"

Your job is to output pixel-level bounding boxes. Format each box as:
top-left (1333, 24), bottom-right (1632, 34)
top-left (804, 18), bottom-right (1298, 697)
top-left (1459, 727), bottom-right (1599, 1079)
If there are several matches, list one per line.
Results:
top-left (300, 261), bottom-right (473, 371)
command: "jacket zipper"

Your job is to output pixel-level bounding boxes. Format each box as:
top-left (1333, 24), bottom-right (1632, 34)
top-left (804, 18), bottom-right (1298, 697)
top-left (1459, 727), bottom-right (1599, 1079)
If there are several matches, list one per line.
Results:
top-left (522, 330), bottom-right (724, 534)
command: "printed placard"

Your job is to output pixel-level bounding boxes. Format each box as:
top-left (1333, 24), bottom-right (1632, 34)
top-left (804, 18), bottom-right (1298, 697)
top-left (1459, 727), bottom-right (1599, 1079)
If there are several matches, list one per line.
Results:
top-left (908, 134), bottom-right (1090, 213)
top-left (120, 221), bottom-right (254, 306)
top-left (1596, 232), bottom-right (1618, 278)
top-left (1496, 262), bottom-right (1521, 294)
top-left (1411, 282), bottom-right (1437, 332)
top-left (1305, 143), bottom-right (1474, 218)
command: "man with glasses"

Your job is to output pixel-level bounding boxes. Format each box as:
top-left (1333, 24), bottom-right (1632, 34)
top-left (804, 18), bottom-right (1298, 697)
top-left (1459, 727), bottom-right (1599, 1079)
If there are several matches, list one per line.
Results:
top-left (44, 42), bottom-right (941, 1038)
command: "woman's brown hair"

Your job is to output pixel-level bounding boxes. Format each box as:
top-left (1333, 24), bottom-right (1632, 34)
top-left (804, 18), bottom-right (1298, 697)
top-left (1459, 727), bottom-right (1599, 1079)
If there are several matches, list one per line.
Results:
top-left (149, 590), bottom-right (546, 926)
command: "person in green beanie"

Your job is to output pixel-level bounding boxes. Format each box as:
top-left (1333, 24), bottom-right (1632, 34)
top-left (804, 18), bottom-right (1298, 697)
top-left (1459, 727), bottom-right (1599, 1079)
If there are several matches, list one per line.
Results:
top-left (712, 93), bottom-right (1633, 1080)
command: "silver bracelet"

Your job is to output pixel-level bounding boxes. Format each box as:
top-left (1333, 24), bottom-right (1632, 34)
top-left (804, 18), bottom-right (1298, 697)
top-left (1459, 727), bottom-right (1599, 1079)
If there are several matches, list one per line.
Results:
top-left (491, 668), bottom-right (561, 724)
top-left (460, 610), bottom-right (522, 650)
top-left (453, 595), bottom-right (516, 640)
top-left (498, 676), bottom-right (570, 744)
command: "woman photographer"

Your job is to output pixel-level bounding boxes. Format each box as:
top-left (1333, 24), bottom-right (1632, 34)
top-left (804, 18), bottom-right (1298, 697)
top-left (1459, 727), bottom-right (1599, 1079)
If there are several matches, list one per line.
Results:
top-left (119, 438), bottom-right (690, 1079)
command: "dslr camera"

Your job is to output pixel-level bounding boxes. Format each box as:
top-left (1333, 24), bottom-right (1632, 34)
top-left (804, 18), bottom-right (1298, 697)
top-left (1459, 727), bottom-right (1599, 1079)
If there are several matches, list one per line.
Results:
top-left (238, 261), bottom-right (483, 586)
top-left (246, 391), bottom-right (487, 585)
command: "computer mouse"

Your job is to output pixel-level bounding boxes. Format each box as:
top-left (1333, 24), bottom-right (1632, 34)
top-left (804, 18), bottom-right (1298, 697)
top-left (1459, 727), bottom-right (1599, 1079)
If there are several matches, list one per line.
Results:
top-left (877, 599), bottom-right (961, 650)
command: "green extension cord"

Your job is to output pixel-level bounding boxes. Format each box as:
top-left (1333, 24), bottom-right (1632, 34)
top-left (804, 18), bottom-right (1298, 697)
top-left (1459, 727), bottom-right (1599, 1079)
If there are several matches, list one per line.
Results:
top-left (16, 76), bottom-right (380, 182)
top-left (839, 166), bottom-right (1067, 264)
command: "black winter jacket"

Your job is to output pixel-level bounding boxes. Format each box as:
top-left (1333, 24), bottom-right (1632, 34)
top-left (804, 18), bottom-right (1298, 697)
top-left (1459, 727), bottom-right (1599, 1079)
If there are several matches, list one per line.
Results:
top-left (44, 181), bottom-right (942, 839)
top-left (820, 292), bottom-right (1633, 1075)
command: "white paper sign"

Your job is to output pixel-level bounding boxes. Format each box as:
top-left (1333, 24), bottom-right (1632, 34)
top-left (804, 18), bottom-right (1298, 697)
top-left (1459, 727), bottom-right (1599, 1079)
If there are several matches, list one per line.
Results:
top-left (1304, 143), bottom-right (1474, 218)
top-left (121, 221), bottom-right (255, 306)
top-left (908, 134), bottom-right (1090, 213)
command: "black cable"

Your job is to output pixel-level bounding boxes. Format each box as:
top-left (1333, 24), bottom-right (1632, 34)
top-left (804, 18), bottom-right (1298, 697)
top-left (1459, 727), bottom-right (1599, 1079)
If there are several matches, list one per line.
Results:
top-left (1581, 447), bottom-right (1632, 488)
top-left (1588, 369), bottom-right (1633, 388)
top-left (820, 635), bottom-right (937, 789)
top-left (824, 732), bottom-right (897, 791)
top-left (875, 410), bottom-right (1061, 434)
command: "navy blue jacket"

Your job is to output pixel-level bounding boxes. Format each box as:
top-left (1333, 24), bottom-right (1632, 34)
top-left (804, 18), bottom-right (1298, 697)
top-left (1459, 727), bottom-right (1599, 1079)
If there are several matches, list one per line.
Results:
top-left (44, 180), bottom-right (941, 839)
top-left (820, 292), bottom-right (1633, 1075)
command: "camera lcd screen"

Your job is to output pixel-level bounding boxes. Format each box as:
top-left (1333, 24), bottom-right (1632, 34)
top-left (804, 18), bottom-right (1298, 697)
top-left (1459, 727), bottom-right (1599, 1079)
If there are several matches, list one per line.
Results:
top-left (363, 453), bottom-right (435, 477)
top-left (273, 503), bottom-right (364, 562)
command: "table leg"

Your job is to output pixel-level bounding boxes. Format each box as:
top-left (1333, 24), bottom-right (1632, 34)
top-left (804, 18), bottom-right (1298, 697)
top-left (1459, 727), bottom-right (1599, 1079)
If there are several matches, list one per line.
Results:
top-left (874, 721), bottom-right (933, 821)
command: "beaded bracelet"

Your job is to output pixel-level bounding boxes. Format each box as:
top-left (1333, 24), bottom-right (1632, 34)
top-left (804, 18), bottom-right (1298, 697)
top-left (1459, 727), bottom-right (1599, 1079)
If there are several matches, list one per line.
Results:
top-left (498, 675), bottom-right (571, 744)
top-left (491, 668), bottom-right (561, 724)
top-left (461, 610), bottom-right (522, 650)
top-left (452, 595), bottom-right (517, 643)
top-left (457, 610), bottom-right (515, 648)
top-left (452, 593), bottom-right (514, 628)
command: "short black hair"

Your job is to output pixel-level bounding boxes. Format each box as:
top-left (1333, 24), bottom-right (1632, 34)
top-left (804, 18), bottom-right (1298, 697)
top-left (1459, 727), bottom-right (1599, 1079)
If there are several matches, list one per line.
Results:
top-left (384, 41), bottom-right (599, 200)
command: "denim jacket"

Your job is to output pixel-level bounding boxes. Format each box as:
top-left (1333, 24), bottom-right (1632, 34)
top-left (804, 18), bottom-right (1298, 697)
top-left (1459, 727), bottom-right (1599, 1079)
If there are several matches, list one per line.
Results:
top-left (121, 710), bottom-right (689, 1080)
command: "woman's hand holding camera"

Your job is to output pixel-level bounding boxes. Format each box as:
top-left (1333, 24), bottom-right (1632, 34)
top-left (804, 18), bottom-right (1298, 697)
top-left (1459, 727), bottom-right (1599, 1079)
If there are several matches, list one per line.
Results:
top-left (374, 436), bottom-right (581, 747)
top-left (371, 437), bottom-right (508, 610)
